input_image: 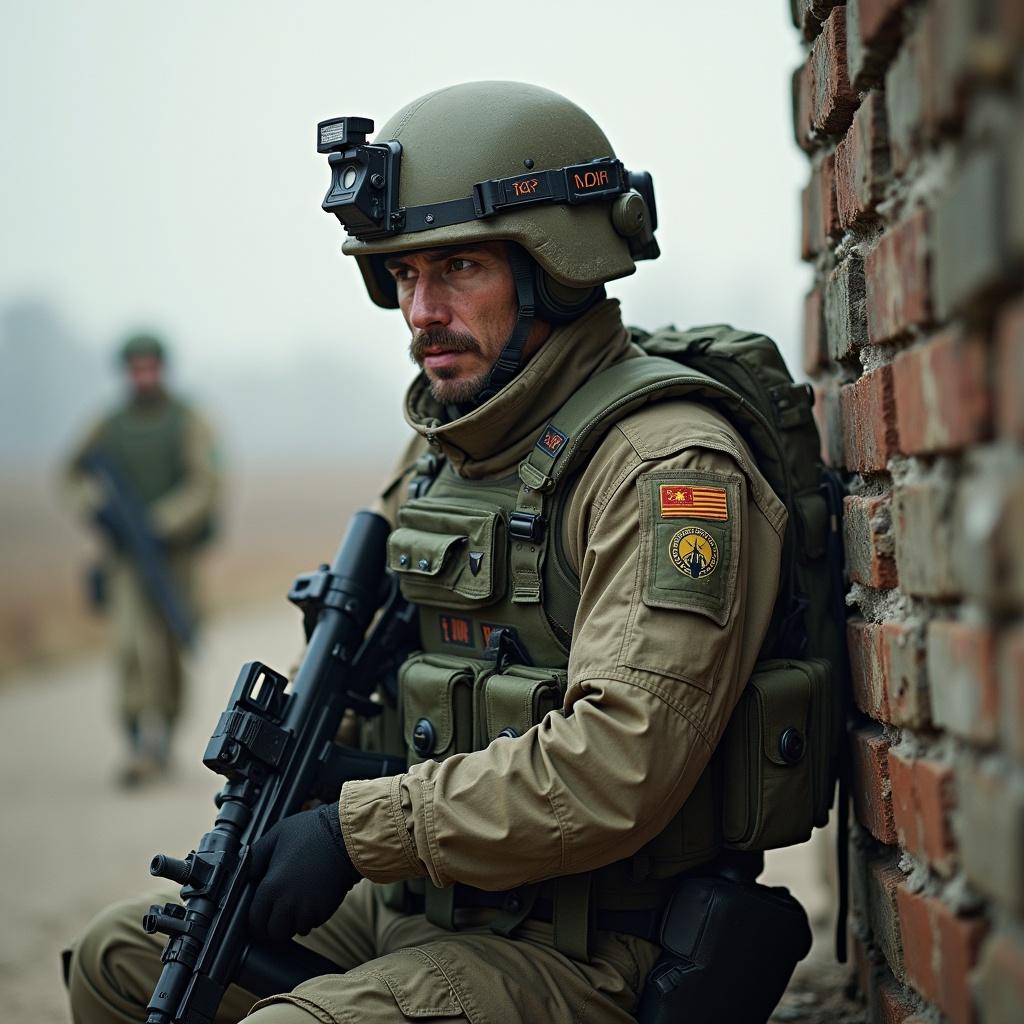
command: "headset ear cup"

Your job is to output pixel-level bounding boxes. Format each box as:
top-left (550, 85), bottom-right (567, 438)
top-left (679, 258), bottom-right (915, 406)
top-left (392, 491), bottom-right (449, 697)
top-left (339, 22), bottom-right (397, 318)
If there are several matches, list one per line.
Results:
top-left (533, 269), bottom-right (602, 324)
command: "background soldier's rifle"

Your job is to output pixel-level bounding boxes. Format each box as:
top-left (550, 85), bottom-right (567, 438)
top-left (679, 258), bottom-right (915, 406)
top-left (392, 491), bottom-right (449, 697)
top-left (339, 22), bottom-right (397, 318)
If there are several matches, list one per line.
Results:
top-left (78, 449), bottom-right (197, 647)
top-left (143, 510), bottom-right (413, 1024)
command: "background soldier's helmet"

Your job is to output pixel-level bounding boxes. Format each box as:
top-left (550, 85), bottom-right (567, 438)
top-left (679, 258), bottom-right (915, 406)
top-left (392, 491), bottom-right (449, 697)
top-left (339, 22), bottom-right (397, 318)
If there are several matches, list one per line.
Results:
top-left (119, 333), bottom-right (166, 363)
top-left (328, 81), bottom-right (660, 318)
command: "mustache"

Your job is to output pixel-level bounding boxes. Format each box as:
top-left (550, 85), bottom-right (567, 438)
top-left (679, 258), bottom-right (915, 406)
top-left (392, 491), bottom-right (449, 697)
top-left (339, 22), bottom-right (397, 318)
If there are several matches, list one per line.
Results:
top-left (409, 329), bottom-right (481, 364)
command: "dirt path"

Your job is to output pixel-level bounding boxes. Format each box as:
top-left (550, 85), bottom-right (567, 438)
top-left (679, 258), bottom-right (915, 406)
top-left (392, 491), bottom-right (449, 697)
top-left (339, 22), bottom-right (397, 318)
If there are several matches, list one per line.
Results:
top-left (0, 601), bottom-right (303, 1022)
top-left (0, 602), bottom-right (863, 1023)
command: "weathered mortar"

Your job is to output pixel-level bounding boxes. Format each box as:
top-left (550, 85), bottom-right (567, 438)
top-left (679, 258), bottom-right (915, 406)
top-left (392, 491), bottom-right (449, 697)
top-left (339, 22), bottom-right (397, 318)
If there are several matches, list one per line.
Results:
top-left (790, 1), bottom-right (1024, 1021)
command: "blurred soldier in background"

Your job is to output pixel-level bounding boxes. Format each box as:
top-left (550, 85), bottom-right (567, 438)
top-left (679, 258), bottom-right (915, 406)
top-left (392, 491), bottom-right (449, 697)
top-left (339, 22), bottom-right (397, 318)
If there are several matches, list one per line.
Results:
top-left (62, 333), bottom-right (222, 786)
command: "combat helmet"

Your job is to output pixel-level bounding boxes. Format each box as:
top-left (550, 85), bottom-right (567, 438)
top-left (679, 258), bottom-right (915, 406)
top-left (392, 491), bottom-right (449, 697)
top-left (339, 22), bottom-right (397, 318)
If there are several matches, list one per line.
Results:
top-left (316, 82), bottom-right (660, 401)
top-left (119, 333), bottom-right (166, 363)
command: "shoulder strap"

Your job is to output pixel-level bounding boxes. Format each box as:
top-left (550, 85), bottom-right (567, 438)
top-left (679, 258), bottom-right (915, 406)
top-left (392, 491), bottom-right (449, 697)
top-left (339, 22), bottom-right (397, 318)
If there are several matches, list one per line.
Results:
top-left (510, 355), bottom-right (794, 610)
top-left (512, 352), bottom-right (798, 634)
top-left (519, 356), bottom-right (723, 491)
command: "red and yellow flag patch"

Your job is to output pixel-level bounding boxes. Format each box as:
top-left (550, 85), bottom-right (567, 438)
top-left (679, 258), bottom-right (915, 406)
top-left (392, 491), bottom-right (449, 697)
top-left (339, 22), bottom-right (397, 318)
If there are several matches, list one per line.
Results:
top-left (659, 484), bottom-right (729, 521)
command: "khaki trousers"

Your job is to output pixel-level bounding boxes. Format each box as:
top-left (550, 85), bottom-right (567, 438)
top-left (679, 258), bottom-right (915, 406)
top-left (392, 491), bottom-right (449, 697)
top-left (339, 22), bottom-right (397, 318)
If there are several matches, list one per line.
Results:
top-left (109, 555), bottom-right (192, 726)
top-left (68, 880), bottom-right (659, 1024)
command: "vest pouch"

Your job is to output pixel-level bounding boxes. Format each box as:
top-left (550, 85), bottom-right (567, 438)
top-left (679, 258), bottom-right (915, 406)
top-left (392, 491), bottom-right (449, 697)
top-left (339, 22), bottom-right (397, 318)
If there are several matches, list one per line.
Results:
top-left (400, 653), bottom-right (489, 765)
top-left (720, 659), bottom-right (833, 851)
top-left (388, 499), bottom-right (505, 609)
top-left (622, 770), bottom-right (720, 880)
top-left (476, 665), bottom-right (567, 747)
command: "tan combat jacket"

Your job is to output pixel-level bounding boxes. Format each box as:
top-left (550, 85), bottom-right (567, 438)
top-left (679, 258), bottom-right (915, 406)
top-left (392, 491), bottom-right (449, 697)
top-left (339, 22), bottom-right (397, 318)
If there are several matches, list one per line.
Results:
top-left (341, 300), bottom-right (787, 891)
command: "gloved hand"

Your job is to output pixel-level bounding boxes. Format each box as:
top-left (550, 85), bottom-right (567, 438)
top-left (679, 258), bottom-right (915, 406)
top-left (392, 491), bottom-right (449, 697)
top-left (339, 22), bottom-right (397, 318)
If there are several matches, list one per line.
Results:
top-left (247, 803), bottom-right (361, 942)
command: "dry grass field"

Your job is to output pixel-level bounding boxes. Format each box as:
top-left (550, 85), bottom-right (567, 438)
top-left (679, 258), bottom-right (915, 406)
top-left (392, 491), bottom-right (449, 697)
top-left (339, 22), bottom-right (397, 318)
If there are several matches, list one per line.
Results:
top-left (0, 462), bottom-right (381, 677)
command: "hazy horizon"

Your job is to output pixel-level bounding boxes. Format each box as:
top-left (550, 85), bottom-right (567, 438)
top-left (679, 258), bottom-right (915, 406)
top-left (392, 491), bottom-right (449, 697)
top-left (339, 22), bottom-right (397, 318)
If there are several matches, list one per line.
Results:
top-left (2, 2), bottom-right (808, 467)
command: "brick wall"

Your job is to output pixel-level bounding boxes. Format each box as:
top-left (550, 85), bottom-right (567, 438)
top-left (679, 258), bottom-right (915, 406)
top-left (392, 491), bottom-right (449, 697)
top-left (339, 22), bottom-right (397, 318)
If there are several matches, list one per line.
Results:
top-left (789, 2), bottom-right (1024, 1022)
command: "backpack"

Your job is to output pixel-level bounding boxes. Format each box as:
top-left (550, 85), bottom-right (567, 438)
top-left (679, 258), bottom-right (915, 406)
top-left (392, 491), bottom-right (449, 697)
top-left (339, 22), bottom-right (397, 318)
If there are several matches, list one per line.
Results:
top-left (512, 322), bottom-right (849, 907)
top-left (635, 324), bottom-right (851, 955)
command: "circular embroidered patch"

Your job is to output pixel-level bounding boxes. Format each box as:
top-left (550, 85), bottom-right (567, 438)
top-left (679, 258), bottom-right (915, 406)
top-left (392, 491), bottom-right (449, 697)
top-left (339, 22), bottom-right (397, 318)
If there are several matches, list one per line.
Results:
top-left (669, 527), bottom-right (719, 580)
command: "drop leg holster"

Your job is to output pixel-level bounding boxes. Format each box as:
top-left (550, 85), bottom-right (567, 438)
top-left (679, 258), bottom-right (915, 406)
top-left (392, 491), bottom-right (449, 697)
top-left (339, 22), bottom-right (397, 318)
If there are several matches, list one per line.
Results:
top-left (635, 859), bottom-right (811, 1024)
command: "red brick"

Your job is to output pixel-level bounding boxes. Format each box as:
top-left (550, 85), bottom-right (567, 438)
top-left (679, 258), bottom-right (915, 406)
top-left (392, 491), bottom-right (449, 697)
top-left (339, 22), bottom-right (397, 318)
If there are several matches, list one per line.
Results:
top-left (851, 931), bottom-right (876, 997)
top-left (953, 449), bottom-right (1024, 610)
top-left (888, 749), bottom-right (956, 874)
top-left (893, 479), bottom-right (958, 599)
top-left (821, 151), bottom-right (840, 239)
top-left (836, 91), bottom-right (891, 229)
top-left (1003, 0), bottom-right (1024, 39)
top-left (1002, 0), bottom-right (1024, 44)
top-left (840, 365), bottom-right (898, 473)
top-left (852, 724), bottom-right (896, 844)
top-left (866, 207), bottom-right (931, 344)
top-left (887, 749), bottom-right (914, 830)
top-left (857, 0), bottom-right (906, 45)
top-left (908, 760), bottom-right (956, 870)
top-left (813, 382), bottom-right (845, 468)
top-left (847, 0), bottom-right (906, 88)
top-left (803, 285), bottom-right (826, 376)
top-left (845, 494), bottom-right (898, 589)
top-left (974, 931), bottom-right (1024, 1024)
top-left (995, 296), bottom-right (1024, 440)
top-left (933, 148), bottom-right (1013, 320)
top-left (792, 59), bottom-right (816, 154)
top-left (881, 622), bottom-right (931, 728)
top-left (869, 858), bottom-right (906, 981)
top-left (801, 167), bottom-right (825, 260)
top-left (896, 885), bottom-right (987, 1024)
top-left (927, 621), bottom-right (998, 746)
top-left (999, 625), bottom-right (1024, 760)
top-left (877, 978), bottom-right (919, 1024)
top-left (929, 0), bottom-right (1018, 131)
top-left (893, 888), bottom-right (936, 1004)
top-left (829, 621), bottom-right (931, 735)
top-left (800, 155), bottom-right (838, 260)
top-left (852, 926), bottom-right (914, 1021)
top-left (957, 757), bottom-right (1024, 915)
top-left (893, 330), bottom-right (991, 456)
top-left (825, 253), bottom-right (868, 360)
top-left (885, 14), bottom-right (935, 176)
top-left (849, 620), bottom-right (889, 720)
top-left (934, 912), bottom-right (987, 1024)
top-left (812, 9), bottom-right (859, 135)
top-left (796, 0), bottom-right (845, 40)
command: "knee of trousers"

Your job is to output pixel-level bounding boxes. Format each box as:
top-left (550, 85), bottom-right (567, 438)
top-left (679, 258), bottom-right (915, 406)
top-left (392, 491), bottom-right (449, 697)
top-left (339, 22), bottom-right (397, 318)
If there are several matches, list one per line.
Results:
top-left (68, 896), bottom-right (165, 1024)
top-left (246, 948), bottom-right (473, 1024)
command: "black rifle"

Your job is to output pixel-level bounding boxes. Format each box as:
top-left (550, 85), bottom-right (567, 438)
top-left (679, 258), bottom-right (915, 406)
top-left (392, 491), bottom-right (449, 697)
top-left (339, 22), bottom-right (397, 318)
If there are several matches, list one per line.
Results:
top-left (78, 449), bottom-right (197, 647)
top-left (143, 510), bottom-right (412, 1024)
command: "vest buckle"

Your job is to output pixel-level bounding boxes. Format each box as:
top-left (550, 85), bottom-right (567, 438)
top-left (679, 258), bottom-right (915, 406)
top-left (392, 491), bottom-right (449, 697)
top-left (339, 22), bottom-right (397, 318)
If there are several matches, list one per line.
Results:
top-left (508, 511), bottom-right (546, 542)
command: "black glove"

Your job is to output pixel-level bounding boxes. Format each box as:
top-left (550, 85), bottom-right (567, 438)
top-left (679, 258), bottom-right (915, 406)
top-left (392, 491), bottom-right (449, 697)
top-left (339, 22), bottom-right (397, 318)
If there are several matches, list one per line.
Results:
top-left (247, 803), bottom-right (361, 942)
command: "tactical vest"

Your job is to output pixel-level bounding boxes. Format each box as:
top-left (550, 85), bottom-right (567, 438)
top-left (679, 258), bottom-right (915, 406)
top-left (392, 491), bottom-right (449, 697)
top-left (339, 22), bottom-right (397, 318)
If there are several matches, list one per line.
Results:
top-left (96, 397), bottom-right (188, 507)
top-left (375, 334), bottom-right (844, 957)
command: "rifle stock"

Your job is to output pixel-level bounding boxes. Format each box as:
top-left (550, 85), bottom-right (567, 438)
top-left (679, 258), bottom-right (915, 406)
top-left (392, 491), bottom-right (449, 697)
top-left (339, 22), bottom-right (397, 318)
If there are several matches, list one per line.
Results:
top-left (143, 510), bottom-right (413, 1024)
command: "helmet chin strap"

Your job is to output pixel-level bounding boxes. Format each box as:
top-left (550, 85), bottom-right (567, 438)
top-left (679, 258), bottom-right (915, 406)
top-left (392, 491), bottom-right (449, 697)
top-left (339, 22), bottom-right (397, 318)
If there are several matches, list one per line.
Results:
top-left (455, 246), bottom-right (537, 413)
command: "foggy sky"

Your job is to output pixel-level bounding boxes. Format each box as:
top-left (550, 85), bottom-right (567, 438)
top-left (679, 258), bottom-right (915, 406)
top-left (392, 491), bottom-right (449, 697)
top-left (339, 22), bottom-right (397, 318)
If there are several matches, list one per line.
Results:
top-left (1, 2), bottom-right (808, 462)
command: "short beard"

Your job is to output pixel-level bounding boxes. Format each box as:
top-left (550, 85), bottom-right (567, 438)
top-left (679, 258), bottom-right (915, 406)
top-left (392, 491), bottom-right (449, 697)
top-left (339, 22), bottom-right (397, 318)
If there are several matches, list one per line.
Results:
top-left (409, 328), bottom-right (489, 404)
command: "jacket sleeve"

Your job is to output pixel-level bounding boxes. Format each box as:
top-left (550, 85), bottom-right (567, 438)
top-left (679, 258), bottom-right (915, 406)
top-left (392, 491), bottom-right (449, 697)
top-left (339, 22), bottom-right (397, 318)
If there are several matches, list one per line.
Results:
top-left (148, 409), bottom-right (223, 544)
top-left (339, 436), bottom-right (786, 888)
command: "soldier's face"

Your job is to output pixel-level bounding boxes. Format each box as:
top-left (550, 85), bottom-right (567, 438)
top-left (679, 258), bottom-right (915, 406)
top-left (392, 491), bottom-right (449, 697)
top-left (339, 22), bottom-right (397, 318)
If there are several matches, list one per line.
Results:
top-left (386, 241), bottom-right (550, 403)
top-left (126, 355), bottom-right (164, 398)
